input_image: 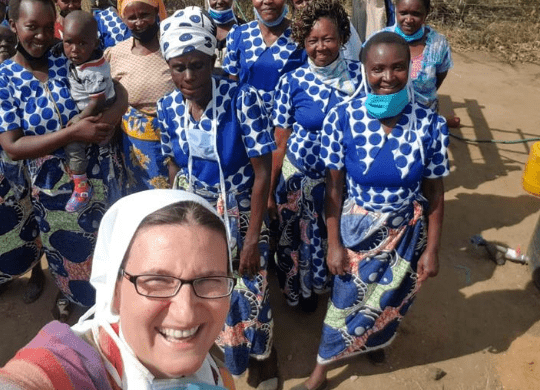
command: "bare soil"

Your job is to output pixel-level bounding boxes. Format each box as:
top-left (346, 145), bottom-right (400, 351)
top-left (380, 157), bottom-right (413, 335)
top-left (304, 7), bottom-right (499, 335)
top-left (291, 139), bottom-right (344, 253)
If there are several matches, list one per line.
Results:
top-left (1, 51), bottom-right (540, 390)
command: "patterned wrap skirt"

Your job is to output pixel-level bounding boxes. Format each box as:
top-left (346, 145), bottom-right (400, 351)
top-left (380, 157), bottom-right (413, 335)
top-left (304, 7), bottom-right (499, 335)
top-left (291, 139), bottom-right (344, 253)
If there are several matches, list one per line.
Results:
top-left (121, 106), bottom-right (170, 194)
top-left (318, 197), bottom-right (427, 364)
top-left (175, 177), bottom-right (273, 376)
top-left (27, 144), bottom-right (124, 306)
top-left (0, 152), bottom-right (42, 285)
top-left (275, 171), bottom-right (329, 306)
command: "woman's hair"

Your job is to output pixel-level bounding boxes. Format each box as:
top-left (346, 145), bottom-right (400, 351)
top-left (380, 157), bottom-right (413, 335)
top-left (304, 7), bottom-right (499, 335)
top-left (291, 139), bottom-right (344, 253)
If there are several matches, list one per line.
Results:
top-left (396, 0), bottom-right (430, 14)
top-left (121, 201), bottom-right (228, 269)
top-left (361, 31), bottom-right (411, 65)
top-left (8, 0), bottom-right (56, 22)
top-left (291, 0), bottom-right (351, 49)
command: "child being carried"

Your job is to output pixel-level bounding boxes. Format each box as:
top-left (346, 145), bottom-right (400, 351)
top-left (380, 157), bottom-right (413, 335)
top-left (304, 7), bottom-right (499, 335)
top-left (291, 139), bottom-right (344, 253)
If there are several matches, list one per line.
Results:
top-left (63, 10), bottom-right (115, 212)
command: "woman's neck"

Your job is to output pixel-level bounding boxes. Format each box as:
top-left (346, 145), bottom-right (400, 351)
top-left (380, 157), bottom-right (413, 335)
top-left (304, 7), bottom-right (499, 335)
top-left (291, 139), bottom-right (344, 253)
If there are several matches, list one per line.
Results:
top-left (380, 114), bottom-right (401, 135)
top-left (216, 22), bottom-right (235, 41)
top-left (259, 19), bottom-right (289, 47)
top-left (131, 35), bottom-right (160, 55)
top-left (188, 89), bottom-right (213, 122)
top-left (13, 51), bottom-right (49, 82)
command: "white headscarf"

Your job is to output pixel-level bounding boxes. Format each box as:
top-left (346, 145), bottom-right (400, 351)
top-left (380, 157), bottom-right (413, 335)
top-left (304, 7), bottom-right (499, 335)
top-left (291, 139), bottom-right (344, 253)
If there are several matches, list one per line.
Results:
top-left (160, 6), bottom-right (218, 61)
top-left (72, 189), bottom-right (228, 389)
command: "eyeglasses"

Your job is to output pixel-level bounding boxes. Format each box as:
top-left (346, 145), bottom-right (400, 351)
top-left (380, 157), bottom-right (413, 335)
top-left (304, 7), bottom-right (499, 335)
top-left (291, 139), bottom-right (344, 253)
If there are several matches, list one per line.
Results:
top-left (120, 269), bottom-right (235, 299)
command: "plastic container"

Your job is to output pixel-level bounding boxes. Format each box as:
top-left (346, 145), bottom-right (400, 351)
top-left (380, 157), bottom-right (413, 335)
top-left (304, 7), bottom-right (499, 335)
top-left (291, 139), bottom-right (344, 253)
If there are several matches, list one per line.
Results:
top-left (523, 142), bottom-right (540, 196)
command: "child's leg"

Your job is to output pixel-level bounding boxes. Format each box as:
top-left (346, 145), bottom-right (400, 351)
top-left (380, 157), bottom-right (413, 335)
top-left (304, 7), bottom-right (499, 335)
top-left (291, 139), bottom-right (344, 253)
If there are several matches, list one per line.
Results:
top-left (65, 142), bottom-right (93, 213)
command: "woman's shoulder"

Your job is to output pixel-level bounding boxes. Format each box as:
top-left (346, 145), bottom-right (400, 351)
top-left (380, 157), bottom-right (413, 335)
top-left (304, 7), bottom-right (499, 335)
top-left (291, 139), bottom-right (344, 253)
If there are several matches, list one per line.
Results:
top-left (106, 38), bottom-right (133, 57)
top-left (425, 26), bottom-right (450, 47)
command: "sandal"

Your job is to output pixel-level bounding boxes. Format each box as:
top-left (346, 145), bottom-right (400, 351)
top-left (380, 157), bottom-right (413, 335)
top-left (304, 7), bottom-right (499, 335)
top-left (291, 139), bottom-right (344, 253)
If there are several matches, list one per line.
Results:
top-left (23, 263), bottom-right (45, 304)
top-left (51, 292), bottom-right (72, 323)
top-left (65, 184), bottom-right (93, 213)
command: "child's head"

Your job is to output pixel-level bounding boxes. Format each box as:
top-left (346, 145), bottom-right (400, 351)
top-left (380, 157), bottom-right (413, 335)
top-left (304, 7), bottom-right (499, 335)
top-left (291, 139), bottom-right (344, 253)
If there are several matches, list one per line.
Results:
top-left (63, 10), bottom-right (99, 65)
top-left (55, 0), bottom-right (81, 18)
top-left (0, 25), bottom-right (16, 62)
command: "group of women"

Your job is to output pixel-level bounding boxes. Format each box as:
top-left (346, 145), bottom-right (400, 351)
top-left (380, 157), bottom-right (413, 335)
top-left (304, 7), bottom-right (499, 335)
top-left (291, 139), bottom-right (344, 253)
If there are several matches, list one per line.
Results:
top-left (0, 0), bottom-right (451, 389)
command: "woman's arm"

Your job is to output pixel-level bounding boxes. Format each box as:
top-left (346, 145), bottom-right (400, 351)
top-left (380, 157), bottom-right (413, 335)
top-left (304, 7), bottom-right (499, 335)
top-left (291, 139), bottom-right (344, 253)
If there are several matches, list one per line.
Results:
top-left (325, 168), bottom-right (349, 276)
top-left (240, 153), bottom-right (272, 277)
top-left (166, 158), bottom-right (180, 187)
top-left (436, 71), bottom-right (448, 90)
top-left (417, 177), bottom-right (444, 282)
top-left (0, 118), bottom-right (112, 161)
top-left (267, 126), bottom-right (292, 221)
top-left (99, 81), bottom-right (128, 127)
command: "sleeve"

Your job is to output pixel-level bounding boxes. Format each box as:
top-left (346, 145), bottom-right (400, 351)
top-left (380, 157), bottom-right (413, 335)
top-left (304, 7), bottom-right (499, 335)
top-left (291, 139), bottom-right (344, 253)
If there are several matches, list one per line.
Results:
top-left (222, 25), bottom-right (240, 76)
top-left (435, 34), bottom-right (453, 74)
top-left (272, 73), bottom-right (295, 129)
top-left (0, 360), bottom-right (55, 390)
top-left (157, 97), bottom-right (175, 159)
top-left (0, 77), bottom-right (23, 132)
top-left (319, 105), bottom-right (346, 171)
top-left (423, 113), bottom-right (450, 178)
top-left (103, 47), bottom-right (112, 63)
top-left (236, 85), bottom-right (276, 158)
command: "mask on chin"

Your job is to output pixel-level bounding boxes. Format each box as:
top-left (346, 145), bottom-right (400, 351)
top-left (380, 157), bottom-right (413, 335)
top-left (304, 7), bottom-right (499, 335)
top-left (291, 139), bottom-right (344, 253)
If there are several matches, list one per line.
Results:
top-left (131, 22), bottom-right (159, 43)
top-left (17, 42), bottom-right (49, 62)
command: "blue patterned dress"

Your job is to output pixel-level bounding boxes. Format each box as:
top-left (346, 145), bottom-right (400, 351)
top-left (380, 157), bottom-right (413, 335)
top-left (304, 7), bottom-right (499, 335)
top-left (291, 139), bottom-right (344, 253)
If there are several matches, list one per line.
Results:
top-left (271, 60), bottom-right (363, 306)
top-left (318, 98), bottom-right (450, 363)
top-left (0, 53), bottom-right (124, 306)
top-left (94, 7), bottom-right (131, 50)
top-left (0, 150), bottom-right (42, 286)
top-left (158, 78), bottom-right (276, 376)
top-left (222, 20), bottom-right (307, 113)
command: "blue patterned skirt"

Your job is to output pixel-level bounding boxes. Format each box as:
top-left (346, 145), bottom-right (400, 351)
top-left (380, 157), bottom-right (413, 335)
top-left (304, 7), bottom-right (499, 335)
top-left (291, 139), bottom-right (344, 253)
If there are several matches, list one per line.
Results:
top-left (0, 152), bottom-right (42, 285)
top-left (318, 197), bottom-right (427, 364)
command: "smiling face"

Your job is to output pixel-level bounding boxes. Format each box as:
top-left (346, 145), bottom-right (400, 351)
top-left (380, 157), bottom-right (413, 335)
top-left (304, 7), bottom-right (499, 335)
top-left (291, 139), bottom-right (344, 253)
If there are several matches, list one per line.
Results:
top-left (11, 0), bottom-right (56, 59)
top-left (304, 17), bottom-right (341, 67)
top-left (116, 222), bottom-right (230, 378)
top-left (291, 0), bottom-right (308, 10)
top-left (365, 42), bottom-right (409, 95)
top-left (0, 26), bottom-right (17, 62)
top-left (396, 0), bottom-right (427, 36)
top-left (63, 16), bottom-right (99, 65)
top-left (122, 1), bottom-right (158, 35)
top-left (55, 0), bottom-right (82, 17)
top-left (209, 0), bottom-right (234, 10)
top-left (168, 50), bottom-right (215, 105)
top-left (252, 0), bottom-right (286, 23)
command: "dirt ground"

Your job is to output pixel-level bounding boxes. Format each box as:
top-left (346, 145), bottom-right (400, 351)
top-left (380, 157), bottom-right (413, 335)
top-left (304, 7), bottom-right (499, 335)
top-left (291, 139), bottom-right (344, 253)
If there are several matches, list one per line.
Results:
top-left (1, 51), bottom-right (540, 390)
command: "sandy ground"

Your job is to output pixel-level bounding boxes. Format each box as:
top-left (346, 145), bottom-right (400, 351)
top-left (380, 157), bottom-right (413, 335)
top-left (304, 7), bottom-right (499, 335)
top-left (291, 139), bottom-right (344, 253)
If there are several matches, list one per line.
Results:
top-left (1, 51), bottom-right (540, 390)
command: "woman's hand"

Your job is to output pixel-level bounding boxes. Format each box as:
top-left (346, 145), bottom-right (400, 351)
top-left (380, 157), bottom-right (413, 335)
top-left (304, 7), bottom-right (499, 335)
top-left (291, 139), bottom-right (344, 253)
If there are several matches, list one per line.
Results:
top-left (326, 243), bottom-right (350, 276)
top-left (417, 248), bottom-right (439, 283)
top-left (239, 240), bottom-right (261, 277)
top-left (70, 115), bottom-right (112, 144)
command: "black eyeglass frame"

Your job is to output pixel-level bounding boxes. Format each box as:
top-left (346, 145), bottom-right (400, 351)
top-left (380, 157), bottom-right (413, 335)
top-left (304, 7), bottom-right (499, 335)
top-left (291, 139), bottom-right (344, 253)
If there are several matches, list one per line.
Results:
top-left (120, 269), bottom-right (235, 299)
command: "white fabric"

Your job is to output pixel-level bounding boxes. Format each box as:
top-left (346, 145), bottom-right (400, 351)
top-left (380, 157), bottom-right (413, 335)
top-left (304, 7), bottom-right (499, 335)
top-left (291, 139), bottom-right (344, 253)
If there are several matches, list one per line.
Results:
top-left (72, 189), bottom-right (227, 389)
top-left (341, 20), bottom-right (362, 61)
top-left (160, 7), bottom-right (217, 61)
top-left (68, 56), bottom-right (116, 111)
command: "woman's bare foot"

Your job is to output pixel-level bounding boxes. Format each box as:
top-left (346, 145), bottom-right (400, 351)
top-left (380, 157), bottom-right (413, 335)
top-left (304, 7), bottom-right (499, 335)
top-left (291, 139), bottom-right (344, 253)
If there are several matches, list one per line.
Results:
top-left (291, 363), bottom-right (328, 390)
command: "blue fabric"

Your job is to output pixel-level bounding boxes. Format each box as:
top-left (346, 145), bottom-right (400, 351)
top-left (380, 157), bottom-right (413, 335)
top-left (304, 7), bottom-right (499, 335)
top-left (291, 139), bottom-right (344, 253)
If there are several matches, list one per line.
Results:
top-left (94, 7), bottom-right (131, 50)
top-left (364, 87), bottom-right (410, 119)
top-left (158, 78), bottom-right (275, 195)
top-left (208, 7), bottom-right (236, 25)
top-left (222, 20), bottom-right (307, 113)
top-left (0, 52), bottom-right (123, 305)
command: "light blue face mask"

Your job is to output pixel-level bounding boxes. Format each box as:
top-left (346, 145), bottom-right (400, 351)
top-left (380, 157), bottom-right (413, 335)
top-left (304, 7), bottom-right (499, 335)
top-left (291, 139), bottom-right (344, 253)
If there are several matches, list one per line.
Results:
top-left (208, 7), bottom-right (236, 25)
top-left (394, 24), bottom-right (425, 42)
top-left (365, 87), bottom-right (410, 119)
top-left (254, 4), bottom-right (289, 28)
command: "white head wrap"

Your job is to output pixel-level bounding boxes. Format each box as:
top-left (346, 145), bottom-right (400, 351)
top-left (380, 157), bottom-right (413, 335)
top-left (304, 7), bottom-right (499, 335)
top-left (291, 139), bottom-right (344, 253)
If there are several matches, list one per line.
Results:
top-left (160, 6), bottom-right (218, 61)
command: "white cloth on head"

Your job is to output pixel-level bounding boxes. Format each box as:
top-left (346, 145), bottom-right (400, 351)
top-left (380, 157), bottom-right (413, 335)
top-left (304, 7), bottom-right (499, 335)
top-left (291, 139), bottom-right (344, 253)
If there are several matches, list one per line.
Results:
top-left (71, 189), bottom-right (227, 389)
top-left (160, 7), bottom-right (218, 61)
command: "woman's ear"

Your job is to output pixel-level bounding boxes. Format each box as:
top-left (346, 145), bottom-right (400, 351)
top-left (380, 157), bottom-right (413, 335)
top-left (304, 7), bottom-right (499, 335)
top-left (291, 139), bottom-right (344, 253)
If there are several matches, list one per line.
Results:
top-left (112, 278), bottom-right (122, 315)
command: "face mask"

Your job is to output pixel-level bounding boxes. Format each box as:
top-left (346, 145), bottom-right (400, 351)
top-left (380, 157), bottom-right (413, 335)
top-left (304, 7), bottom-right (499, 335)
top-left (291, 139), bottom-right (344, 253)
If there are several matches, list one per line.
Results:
top-left (16, 42), bottom-right (49, 62)
top-left (131, 21), bottom-right (159, 43)
top-left (364, 87), bottom-right (410, 119)
top-left (394, 24), bottom-right (425, 43)
top-left (254, 4), bottom-right (288, 28)
top-left (208, 7), bottom-right (235, 25)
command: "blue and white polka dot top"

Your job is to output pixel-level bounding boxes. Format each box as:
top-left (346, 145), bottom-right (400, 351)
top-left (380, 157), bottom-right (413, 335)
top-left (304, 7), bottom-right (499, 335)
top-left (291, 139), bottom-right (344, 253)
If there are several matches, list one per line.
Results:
top-left (95, 7), bottom-right (131, 50)
top-left (223, 20), bottom-right (306, 112)
top-left (0, 53), bottom-right (79, 156)
top-left (158, 78), bottom-right (276, 195)
top-left (273, 60), bottom-right (363, 178)
top-left (320, 99), bottom-right (450, 213)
